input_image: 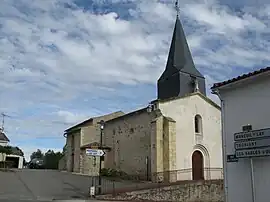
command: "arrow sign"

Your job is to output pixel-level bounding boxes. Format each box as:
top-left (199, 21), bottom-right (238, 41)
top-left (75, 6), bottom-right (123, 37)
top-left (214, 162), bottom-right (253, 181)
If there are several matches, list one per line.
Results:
top-left (86, 149), bottom-right (105, 157)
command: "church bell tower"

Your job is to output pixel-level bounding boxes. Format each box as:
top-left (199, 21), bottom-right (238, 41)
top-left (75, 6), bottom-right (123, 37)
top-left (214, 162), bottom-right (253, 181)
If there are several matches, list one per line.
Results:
top-left (157, 1), bottom-right (206, 100)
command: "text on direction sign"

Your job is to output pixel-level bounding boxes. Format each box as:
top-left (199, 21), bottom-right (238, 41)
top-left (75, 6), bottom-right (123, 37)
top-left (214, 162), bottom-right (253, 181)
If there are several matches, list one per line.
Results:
top-left (234, 128), bottom-right (270, 141)
top-left (85, 149), bottom-right (105, 156)
top-left (235, 138), bottom-right (270, 150)
top-left (235, 147), bottom-right (270, 158)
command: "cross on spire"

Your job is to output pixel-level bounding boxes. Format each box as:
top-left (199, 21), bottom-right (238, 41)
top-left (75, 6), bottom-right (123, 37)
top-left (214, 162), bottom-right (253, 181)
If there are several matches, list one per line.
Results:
top-left (175, 0), bottom-right (179, 17)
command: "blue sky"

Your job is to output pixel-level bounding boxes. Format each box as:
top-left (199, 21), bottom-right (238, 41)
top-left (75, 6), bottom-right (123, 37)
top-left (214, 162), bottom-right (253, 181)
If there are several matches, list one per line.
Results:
top-left (1, 0), bottom-right (270, 160)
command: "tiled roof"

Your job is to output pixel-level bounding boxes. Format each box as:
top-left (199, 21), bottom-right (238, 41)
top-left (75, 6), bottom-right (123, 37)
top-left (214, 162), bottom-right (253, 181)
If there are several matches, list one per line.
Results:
top-left (65, 118), bottom-right (93, 133)
top-left (105, 108), bottom-right (147, 124)
top-left (211, 67), bottom-right (270, 89)
top-left (0, 131), bottom-right (10, 142)
top-left (65, 111), bottom-right (124, 133)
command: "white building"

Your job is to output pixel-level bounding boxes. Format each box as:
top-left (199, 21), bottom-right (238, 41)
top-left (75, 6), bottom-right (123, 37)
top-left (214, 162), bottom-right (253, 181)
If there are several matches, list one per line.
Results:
top-left (156, 92), bottom-right (222, 180)
top-left (0, 129), bottom-right (24, 169)
top-left (211, 67), bottom-right (270, 202)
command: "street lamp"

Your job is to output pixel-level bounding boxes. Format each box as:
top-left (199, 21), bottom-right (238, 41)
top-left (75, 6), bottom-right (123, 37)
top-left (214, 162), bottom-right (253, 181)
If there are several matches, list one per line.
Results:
top-left (98, 120), bottom-right (105, 147)
top-left (97, 120), bottom-right (105, 195)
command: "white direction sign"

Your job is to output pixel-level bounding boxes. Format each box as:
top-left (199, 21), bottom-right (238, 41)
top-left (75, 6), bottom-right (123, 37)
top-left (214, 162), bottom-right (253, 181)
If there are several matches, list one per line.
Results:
top-left (86, 149), bottom-right (105, 157)
top-left (235, 138), bottom-right (270, 150)
top-left (235, 147), bottom-right (270, 158)
top-left (234, 128), bottom-right (270, 141)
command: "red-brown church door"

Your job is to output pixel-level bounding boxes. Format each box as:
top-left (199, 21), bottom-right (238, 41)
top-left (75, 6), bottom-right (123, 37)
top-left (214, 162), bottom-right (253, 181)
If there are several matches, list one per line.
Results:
top-left (192, 150), bottom-right (204, 180)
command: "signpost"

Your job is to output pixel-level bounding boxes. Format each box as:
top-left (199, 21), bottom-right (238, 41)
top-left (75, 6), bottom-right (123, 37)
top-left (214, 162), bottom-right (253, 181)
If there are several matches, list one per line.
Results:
top-left (233, 127), bottom-right (270, 202)
top-left (86, 147), bottom-right (106, 196)
top-left (86, 149), bottom-right (105, 157)
top-left (234, 128), bottom-right (270, 158)
top-left (227, 154), bottom-right (238, 162)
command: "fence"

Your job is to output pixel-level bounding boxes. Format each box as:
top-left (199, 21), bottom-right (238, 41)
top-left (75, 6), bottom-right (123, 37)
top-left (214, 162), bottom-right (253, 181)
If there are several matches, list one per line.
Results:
top-left (152, 167), bottom-right (223, 183)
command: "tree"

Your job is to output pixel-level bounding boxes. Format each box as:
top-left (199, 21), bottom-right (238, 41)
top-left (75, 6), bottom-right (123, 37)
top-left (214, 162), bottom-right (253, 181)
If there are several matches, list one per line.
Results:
top-left (0, 145), bottom-right (12, 155)
top-left (44, 150), bottom-right (63, 169)
top-left (30, 149), bottom-right (44, 160)
top-left (29, 149), bottom-right (64, 169)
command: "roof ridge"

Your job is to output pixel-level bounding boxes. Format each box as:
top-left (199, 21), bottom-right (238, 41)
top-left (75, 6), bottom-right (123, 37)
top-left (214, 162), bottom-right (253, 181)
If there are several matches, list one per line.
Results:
top-left (211, 67), bottom-right (270, 89)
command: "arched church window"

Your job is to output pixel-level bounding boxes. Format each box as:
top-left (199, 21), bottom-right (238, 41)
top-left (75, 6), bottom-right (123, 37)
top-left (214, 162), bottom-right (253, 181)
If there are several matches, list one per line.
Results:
top-left (195, 115), bottom-right (202, 134)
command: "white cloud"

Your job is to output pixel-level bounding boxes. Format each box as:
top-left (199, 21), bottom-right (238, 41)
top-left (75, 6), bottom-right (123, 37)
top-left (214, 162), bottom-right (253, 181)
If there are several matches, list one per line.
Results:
top-left (56, 110), bottom-right (89, 124)
top-left (0, 0), bottom-right (269, 154)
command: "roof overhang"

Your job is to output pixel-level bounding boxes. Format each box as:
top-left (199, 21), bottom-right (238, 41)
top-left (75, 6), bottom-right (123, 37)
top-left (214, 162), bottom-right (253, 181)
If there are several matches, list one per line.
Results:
top-left (64, 118), bottom-right (94, 134)
top-left (64, 127), bottom-right (81, 135)
top-left (211, 67), bottom-right (270, 94)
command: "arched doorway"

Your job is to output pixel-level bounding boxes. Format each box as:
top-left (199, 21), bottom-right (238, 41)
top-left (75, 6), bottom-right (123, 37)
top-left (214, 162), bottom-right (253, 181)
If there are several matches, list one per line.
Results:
top-left (192, 150), bottom-right (204, 180)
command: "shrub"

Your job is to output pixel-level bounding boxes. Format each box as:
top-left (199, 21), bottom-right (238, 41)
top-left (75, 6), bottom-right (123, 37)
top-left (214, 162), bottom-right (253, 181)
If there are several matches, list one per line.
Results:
top-left (100, 168), bottom-right (129, 179)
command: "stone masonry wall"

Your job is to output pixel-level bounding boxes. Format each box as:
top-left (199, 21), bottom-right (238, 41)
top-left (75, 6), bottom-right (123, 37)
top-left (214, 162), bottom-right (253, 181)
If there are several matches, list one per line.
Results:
top-left (73, 131), bottom-right (81, 173)
top-left (80, 111), bottom-right (124, 175)
top-left (65, 111), bottom-right (124, 175)
top-left (104, 109), bottom-right (155, 178)
top-left (150, 115), bottom-right (163, 180)
top-left (81, 111), bottom-right (124, 146)
top-left (150, 115), bottom-right (177, 183)
top-left (66, 131), bottom-right (74, 172)
top-left (82, 152), bottom-right (100, 176)
top-left (98, 180), bottom-right (224, 202)
top-left (163, 117), bottom-right (177, 182)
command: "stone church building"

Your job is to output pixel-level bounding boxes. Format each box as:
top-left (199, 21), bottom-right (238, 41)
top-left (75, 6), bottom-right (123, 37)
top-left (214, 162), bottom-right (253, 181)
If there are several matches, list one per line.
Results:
top-left (63, 15), bottom-right (223, 182)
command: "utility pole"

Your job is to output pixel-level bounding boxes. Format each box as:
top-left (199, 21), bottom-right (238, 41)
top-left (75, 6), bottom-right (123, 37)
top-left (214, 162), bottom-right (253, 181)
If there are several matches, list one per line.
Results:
top-left (98, 120), bottom-right (105, 195)
top-left (1, 113), bottom-right (11, 132)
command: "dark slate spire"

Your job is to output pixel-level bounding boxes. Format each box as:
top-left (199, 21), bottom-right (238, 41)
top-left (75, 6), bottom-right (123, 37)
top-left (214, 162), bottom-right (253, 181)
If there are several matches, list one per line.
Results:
top-left (157, 11), bottom-right (206, 100)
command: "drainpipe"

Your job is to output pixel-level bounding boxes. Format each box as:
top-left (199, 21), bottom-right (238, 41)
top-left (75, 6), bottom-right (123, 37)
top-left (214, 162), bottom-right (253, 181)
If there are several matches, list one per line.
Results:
top-left (213, 89), bottom-right (228, 202)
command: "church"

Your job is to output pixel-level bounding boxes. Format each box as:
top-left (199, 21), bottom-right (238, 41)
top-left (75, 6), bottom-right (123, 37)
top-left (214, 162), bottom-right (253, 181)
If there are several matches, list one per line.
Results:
top-left (63, 13), bottom-right (223, 183)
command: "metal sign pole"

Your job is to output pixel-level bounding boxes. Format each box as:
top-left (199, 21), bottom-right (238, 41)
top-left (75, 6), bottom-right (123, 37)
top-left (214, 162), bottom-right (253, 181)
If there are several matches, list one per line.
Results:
top-left (250, 158), bottom-right (256, 202)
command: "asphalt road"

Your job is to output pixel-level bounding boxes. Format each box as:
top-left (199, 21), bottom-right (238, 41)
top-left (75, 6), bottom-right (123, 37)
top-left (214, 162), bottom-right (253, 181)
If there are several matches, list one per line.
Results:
top-left (0, 169), bottom-right (89, 201)
top-left (0, 169), bottom-right (145, 202)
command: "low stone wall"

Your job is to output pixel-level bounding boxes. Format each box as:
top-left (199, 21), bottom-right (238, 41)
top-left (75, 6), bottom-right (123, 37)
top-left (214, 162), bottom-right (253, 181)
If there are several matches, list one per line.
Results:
top-left (97, 180), bottom-right (224, 202)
